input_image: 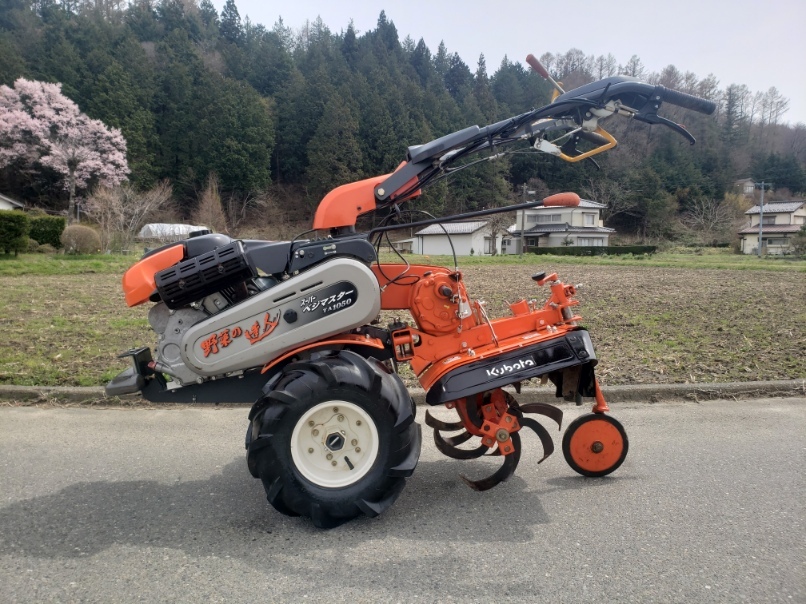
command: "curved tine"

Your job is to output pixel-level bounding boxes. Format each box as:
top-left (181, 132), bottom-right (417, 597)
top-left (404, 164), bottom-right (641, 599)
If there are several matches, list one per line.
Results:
top-left (518, 402), bottom-right (563, 430)
top-left (424, 410), bottom-right (464, 431)
top-left (519, 417), bottom-right (555, 463)
top-left (434, 430), bottom-right (489, 460)
top-left (464, 395), bottom-right (484, 429)
top-left (460, 433), bottom-right (522, 491)
top-left (440, 430), bottom-right (474, 447)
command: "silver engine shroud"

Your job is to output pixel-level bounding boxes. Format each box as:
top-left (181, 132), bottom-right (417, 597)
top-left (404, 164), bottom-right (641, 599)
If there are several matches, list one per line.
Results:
top-left (176, 257), bottom-right (381, 377)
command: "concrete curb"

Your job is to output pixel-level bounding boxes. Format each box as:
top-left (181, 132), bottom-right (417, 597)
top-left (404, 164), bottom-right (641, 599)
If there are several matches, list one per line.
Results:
top-left (1, 380), bottom-right (803, 406)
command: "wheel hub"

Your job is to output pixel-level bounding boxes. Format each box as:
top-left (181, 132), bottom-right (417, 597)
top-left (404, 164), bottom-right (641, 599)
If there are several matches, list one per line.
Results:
top-left (290, 401), bottom-right (380, 488)
top-left (325, 432), bottom-right (345, 451)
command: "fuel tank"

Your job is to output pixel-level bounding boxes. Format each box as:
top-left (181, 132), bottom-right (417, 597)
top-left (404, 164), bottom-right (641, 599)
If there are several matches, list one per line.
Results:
top-left (181, 258), bottom-right (381, 376)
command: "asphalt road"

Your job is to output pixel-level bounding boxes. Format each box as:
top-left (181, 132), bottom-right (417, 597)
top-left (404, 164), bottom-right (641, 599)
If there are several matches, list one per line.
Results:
top-left (1, 398), bottom-right (803, 603)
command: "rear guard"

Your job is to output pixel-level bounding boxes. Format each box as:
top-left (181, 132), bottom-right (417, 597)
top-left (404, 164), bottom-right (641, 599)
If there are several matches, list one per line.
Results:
top-left (425, 329), bottom-right (597, 405)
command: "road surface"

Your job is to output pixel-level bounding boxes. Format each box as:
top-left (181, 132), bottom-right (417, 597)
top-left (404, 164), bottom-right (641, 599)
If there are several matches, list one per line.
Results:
top-left (1, 398), bottom-right (803, 603)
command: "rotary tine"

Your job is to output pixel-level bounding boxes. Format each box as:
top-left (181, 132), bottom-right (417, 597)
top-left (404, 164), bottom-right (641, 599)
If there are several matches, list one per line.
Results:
top-left (518, 417), bottom-right (554, 463)
top-left (460, 433), bottom-right (522, 491)
top-left (440, 431), bottom-right (474, 446)
top-left (424, 410), bottom-right (465, 431)
top-left (519, 402), bottom-right (563, 430)
top-left (434, 430), bottom-right (488, 460)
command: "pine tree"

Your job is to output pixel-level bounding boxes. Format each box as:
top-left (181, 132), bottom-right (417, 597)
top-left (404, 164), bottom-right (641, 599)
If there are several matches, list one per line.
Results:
top-left (306, 95), bottom-right (363, 204)
top-left (219, 0), bottom-right (242, 45)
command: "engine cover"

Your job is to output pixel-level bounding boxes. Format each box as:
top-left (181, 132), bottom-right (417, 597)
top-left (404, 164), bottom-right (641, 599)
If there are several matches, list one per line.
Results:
top-left (180, 258), bottom-right (381, 376)
top-left (155, 241), bottom-right (255, 309)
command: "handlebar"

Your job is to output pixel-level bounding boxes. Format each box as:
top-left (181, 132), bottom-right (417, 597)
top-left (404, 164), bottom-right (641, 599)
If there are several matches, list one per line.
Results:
top-left (372, 54), bottom-right (719, 207)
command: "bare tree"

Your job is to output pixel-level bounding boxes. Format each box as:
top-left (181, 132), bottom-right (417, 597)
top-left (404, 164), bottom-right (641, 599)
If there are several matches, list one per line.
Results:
top-left (581, 178), bottom-right (637, 222)
top-left (192, 174), bottom-right (229, 234)
top-left (681, 197), bottom-right (734, 238)
top-left (84, 181), bottom-right (173, 252)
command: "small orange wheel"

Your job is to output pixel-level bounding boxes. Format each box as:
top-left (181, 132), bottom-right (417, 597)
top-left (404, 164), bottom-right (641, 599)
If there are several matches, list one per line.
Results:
top-left (562, 414), bottom-right (628, 477)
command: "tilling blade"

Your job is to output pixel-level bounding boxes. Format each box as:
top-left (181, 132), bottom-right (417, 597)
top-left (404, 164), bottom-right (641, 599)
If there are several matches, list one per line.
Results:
top-left (519, 402), bottom-right (563, 429)
top-left (519, 417), bottom-right (554, 463)
top-left (463, 395), bottom-right (484, 428)
top-left (439, 430), bottom-right (474, 446)
top-left (460, 433), bottom-right (522, 491)
top-left (434, 430), bottom-right (488, 460)
top-left (424, 410), bottom-right (464, 431)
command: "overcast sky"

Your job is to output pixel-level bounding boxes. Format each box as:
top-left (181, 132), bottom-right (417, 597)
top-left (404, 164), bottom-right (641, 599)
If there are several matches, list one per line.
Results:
top-left (216, 0), bottom-right (806, 126)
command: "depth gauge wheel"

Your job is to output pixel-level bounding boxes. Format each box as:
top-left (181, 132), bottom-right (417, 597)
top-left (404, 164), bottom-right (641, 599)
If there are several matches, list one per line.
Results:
top-left (247, 350), bottom-right (421, 528)
top-left (562, 413), bottom-right (628, 477)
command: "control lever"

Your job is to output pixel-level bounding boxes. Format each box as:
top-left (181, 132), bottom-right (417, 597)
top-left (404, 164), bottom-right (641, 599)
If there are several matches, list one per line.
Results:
top-left (633, 111), bottom-right (696, 144)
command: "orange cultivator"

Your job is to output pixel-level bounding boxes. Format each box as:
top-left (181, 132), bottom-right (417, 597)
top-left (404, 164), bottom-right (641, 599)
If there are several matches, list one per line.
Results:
top-left (108, 54), bottom-right (714, 527)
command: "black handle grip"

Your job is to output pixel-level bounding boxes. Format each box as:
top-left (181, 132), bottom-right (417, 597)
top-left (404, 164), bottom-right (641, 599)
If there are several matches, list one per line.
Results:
top-left (655, 86), bottom-right (716, 115)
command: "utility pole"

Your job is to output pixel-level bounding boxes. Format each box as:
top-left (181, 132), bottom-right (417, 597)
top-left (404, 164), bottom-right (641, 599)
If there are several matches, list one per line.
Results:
top-left (755, 181), bottom-right (771, 257)
top-left (520, 184), bottom-right (536, 257)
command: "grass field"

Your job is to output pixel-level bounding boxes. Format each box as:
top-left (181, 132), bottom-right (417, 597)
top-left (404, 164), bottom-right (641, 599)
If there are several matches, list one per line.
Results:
top-left (0, 251), bottom-right (804, 388)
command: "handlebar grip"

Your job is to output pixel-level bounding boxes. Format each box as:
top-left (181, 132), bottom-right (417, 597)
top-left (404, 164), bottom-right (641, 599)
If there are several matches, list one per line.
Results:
top-left (525, 54), bottom-right (550, 79)
top-left (655, 86), bottom-right (716, 115)
top-left (543, 192), bottom-right (580, 207)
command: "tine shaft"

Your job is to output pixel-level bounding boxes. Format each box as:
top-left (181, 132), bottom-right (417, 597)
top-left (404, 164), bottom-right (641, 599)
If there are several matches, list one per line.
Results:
top-left (519, 402), bottom-right (563, 429)
top-left (519, 417), bottom-right (555, 463)
top-left (424, 410), bottom-right (464, 431)
top-left (434, 429), bottom-right (488, 460)
top-left (460, 433), bottom-right (522, 491)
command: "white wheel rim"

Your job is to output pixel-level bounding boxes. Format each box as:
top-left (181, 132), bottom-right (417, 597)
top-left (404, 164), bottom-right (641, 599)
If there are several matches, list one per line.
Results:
top-left (290, 400), bottom-right (380, 488)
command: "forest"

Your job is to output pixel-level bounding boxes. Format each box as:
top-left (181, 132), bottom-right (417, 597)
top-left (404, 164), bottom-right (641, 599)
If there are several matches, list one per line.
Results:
top-left (1, 0), bottom-right (805, 243)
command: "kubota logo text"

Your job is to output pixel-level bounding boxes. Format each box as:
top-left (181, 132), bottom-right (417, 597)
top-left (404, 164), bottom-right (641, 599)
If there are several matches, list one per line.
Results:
top-left (486, 357), bottom-right (535, 377)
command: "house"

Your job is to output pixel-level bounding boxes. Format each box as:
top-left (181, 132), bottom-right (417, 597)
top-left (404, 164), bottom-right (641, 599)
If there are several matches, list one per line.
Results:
top-left (734, 178), bottom-right (756, 197)
top-left (0, 193), bottom-right (25, 211)
top-left (403, 220), bottom-right (504, 256)
top-left (502, 199), bottom-right (615, 254)
top-left (738, 200), bottom-right (805, 254)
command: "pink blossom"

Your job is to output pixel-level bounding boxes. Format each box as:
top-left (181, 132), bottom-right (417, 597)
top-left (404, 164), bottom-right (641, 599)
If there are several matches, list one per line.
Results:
top-left (0, 78), bottom-right (129, 218)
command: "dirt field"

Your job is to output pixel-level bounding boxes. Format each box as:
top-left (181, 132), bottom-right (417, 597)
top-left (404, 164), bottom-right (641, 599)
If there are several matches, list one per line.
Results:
top-left (0, 262), bottom-right (803, 387)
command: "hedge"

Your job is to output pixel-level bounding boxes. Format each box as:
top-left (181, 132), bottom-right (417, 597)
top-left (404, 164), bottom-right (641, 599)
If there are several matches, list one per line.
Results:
top-left (0, 211), bottom-right (30, 255)
top-left (60, 224), bottom-right (101, 254)
top-left (531, 245), bottom-right (657, 256)
top-left (29, 215), bottom-right (66, 247)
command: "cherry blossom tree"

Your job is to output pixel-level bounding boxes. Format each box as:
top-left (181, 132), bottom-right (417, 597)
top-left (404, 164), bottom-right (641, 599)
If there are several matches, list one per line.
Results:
top-left (0, 78), bottom-right (129, 221)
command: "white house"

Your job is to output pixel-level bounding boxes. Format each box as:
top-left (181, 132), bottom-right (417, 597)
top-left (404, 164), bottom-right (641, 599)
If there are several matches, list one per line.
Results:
top-left (0, 193), bottom-right (25, 211)
top-left (396, 220), bottom-right (504, 256)
top-left (738, 200), bottom-right (805, 254)
top-left (503, 199), bottom-right (614, 254)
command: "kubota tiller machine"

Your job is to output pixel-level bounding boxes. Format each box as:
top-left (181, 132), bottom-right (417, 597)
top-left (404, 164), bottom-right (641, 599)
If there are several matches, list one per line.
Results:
top-left (108, 55), bottom-right (716, 527)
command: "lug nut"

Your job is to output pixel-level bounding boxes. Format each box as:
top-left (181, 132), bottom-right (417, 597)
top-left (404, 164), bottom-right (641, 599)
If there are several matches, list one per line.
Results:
top-left (333, 407), bottom-right (339, 413)
top-left (351, 439), bottom-right (358, 446)
top-left (355, 447), bottom-right (361, 453)
top-left (337, 415), bottom-right (344, 422)
top-left (308, 448), bottom-right (314, 454)
top-left (308, 420), bottom-right (315, 427)
top-left (356, 420), bottom-right (362, 426)
top-left (312, 429), bottom-right (319, 436)
top-left (326, 453), bottom-right (333, 460)
top-left (331, 461), bottom-right (337, 466)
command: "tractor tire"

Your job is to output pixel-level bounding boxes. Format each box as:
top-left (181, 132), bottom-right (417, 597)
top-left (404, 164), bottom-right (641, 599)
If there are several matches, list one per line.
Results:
top-left (247, 350), bottom-right (421, 528)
